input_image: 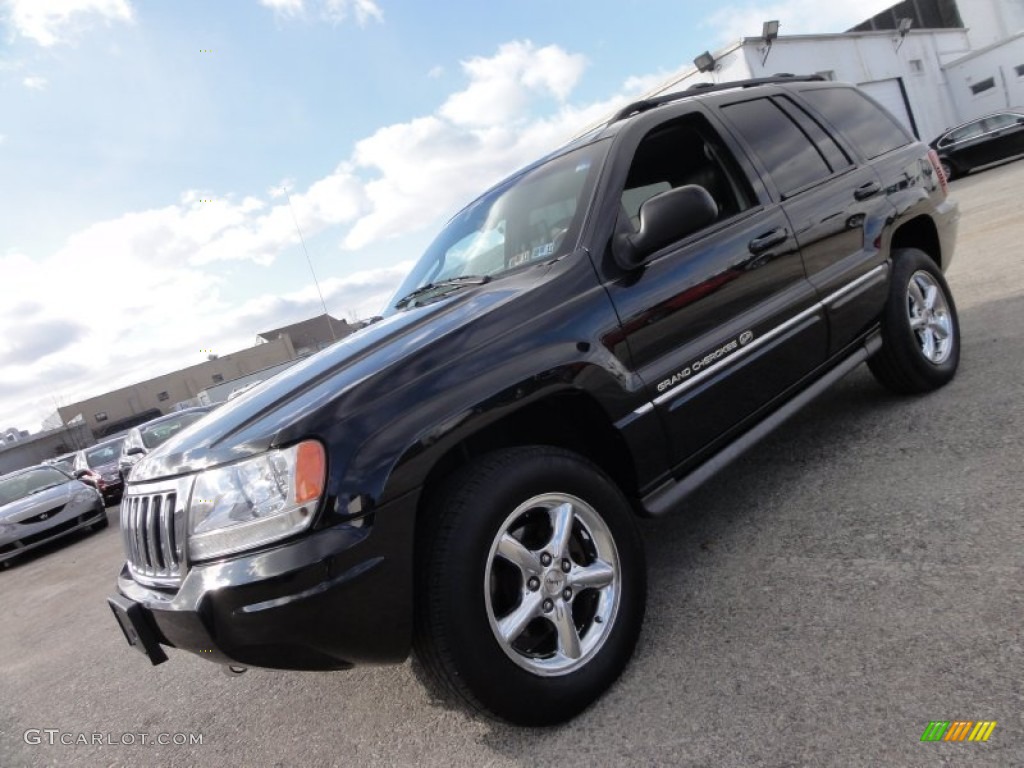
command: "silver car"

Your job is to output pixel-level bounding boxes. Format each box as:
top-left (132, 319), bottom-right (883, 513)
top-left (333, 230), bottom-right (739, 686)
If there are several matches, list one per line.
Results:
top-left (0, 464), bottom-right (107, 567)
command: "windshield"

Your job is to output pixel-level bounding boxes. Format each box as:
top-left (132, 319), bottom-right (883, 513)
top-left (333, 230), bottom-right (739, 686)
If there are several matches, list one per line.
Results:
top-left (140, 412), bottom-right (207, 449)
top-left (0, 467), bottom-right (69, 506)
top-left (85, 438), bottom-right (125, 468)
top-left (386, 142), bottom-right (606, 313)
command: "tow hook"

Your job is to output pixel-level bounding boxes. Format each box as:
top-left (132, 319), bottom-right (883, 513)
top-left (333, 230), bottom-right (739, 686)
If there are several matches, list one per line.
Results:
top-left (222, 664), bottom-right (248, 677)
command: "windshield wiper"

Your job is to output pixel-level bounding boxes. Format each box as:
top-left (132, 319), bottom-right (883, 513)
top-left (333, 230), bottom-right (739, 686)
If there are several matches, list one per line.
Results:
top-left (395, 275), bottom-right (490, 309)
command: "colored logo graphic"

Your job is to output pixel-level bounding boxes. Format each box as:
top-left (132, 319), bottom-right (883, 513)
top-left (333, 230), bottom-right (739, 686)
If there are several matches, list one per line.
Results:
top-left (921, 721), bottom-right (997, 742)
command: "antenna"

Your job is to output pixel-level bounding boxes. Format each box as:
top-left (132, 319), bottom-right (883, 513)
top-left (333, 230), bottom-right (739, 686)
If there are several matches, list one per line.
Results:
top-left (284, 187), bottom-right (336, 342)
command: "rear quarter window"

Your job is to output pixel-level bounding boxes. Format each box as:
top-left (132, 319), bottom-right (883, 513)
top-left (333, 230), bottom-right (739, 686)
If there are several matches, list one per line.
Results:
top-left (800, 87), bottom-right (911, 160)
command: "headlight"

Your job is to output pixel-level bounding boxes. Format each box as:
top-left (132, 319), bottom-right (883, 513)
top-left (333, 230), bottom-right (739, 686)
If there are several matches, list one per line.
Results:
top-left (187, 440), bottom-right (326, 561)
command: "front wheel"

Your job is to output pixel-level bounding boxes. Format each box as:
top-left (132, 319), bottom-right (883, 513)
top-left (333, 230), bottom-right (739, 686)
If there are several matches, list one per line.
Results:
top-left (869, 248), bottom-right (960, 394)
top-left (413, 446), bottom-right (646, 725)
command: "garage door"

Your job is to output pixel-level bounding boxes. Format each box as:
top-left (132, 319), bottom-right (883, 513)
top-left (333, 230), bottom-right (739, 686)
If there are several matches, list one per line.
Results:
top-left (859, 78), bottom-right (917, 137)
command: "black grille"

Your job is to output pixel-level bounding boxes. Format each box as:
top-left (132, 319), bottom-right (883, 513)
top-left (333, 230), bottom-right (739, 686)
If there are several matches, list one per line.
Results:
top-left (18, 504), bottom-right (66, 525)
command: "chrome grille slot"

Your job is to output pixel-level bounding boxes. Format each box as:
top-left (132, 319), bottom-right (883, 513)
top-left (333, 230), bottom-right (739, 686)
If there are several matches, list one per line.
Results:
top-left (120, 477), bottom-right (191, 587)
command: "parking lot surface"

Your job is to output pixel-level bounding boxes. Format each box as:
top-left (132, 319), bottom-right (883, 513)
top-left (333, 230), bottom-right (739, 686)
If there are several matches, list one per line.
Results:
top-left (1, 163), bottom-right (1022, 767)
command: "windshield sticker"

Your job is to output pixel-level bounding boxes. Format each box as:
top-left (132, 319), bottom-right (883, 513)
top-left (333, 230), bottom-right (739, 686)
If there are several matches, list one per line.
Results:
top-left (508, 250), bottom-right (532, 268)
top-left (532, 242), bottom-right (555, 259)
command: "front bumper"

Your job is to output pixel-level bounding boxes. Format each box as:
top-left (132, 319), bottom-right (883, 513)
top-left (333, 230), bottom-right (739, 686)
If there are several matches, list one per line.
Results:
top-left (109, 488), bottom-right (418, 670)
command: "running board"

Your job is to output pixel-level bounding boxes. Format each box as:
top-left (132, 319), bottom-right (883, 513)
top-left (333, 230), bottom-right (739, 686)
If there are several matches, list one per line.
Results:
top-left (642, 332), bottom-right (882, 517)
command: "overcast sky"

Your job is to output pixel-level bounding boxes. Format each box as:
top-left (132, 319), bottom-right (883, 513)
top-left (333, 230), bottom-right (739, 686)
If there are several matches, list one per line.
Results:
top-left (0, 0), bottom-right (896, 432)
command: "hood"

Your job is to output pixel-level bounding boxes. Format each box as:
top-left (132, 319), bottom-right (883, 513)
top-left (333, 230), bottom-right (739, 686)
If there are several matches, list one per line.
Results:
top-left (130, 270), bottom-right (549, 483)
top-left (0, 483), bottom-right (72, 523)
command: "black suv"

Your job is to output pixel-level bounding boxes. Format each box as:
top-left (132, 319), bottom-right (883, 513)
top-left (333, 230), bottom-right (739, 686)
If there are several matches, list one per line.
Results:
top-left (109, 76), bottom-right (960, 726)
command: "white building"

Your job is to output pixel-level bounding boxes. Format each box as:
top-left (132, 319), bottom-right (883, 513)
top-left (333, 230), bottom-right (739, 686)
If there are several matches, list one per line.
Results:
top-left (645, 0), bottom-right (1024, 143)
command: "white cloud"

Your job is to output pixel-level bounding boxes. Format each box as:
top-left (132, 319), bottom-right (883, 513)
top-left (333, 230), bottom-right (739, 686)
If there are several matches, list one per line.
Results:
top-left (22, 75), bottom-right (47, 89)
top-left (258, 0), bottom-right (303, 16)
top-left (704, 1), bottom-right (898, 44)
top-left (259, 0), bottom-right (382, 25)
top-left (323, 0), bottom-right (382, 25)
top-left (3, 0), bottom-right (133, 47)
top-left (440, 41), bottom-right (587, 127)
top-left (427, 65), bottom-right (443, 79)
top-left (343, 41), bottom-right (630, 250)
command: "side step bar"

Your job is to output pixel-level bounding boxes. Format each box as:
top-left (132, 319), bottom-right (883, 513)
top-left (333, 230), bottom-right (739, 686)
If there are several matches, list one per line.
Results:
top-left (642, 332), bottom-right (882, 517)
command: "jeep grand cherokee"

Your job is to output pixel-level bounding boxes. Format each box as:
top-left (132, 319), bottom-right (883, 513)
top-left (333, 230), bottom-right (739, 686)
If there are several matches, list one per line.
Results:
top-left (109, 75), bottom-right (960, 726)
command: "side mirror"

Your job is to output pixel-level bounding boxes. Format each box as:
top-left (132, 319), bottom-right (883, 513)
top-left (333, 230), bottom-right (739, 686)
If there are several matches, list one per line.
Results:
top-left (613, 185), bottom-right (718, 268)
top-left (127, 447), bottom-right (145, 457)
top-left (74, 469), bottom-right (90, 479)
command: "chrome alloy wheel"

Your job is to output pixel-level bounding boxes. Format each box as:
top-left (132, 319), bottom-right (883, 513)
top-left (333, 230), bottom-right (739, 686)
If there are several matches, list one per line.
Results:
top-left (907, 270), bottom-right (954, 365)
top-left (484, 493), bottom-right (621, 676)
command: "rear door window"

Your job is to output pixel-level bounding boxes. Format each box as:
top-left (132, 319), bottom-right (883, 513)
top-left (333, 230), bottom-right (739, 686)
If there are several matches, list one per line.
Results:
top-left (800, 87), bottom-right (911, 159)
top-left (721, 97), bottom-right (834, 197)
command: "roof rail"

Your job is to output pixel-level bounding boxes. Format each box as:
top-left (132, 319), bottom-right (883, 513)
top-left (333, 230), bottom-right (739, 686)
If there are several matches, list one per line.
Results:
top-left (609, 74), bottom-right (826, 123)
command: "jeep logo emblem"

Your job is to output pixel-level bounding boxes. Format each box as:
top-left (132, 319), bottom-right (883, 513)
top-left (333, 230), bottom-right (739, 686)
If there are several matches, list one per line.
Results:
top-left (544, 571), bottom-right (565, 594)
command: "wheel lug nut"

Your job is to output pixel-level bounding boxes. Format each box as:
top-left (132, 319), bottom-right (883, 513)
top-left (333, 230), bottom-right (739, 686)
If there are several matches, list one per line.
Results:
top-left (542, 598), bottom-right (553, 612)
top-left (562, 587), bottom-right (572, 600)
top-left (540, 553), bottom-right (552, 566)
top-left (561, 559), bottom-right (571, 573)
top-left (527, 577), bottom-right (540, 591)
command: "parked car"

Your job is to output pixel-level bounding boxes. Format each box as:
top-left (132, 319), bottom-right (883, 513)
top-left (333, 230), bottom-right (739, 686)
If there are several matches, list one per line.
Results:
top-left (109, 75), bottom-right (959, 725)
top-left (117, 407), bottom-right (213, 481)
top-left (74, 437), bottom-right (127, 506)
top-left (929, 109), bottom-right (1024, 180)
top-left (44, 453), bottom-right (78, 475)
top-left (1, 464), bottom-right (106, 568)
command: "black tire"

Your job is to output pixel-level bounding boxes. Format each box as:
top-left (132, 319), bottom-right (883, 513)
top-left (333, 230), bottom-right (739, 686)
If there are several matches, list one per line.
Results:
top-left (940, 159), bottom-right (957, 182)
top-left (92, 510), bottom-right (110, 531)
top-left (413, 446), bottom-right (646, 726)
top-left (868, 248), bottom-right (960, 394)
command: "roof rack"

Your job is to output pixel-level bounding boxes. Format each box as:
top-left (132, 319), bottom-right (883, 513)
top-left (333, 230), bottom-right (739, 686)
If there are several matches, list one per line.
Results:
top-left (609, 74), bottom-right (826, 123)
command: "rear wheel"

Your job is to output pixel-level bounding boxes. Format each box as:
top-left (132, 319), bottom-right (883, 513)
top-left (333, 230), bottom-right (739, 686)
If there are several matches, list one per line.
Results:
top-left (869, 248), bottom-right (960, 394)
top-left (413, 446), bottom-right (646, 725)
top-left (940, 159), bottom-right (956, 181)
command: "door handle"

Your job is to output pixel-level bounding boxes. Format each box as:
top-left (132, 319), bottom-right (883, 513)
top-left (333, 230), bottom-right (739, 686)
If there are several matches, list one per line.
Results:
top-left (854, 181), bottom-right (881, 200)
top-left (748, 227), bottom-right (787, 254)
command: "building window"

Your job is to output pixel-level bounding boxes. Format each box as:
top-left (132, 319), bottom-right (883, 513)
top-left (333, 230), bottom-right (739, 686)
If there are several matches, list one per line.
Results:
top-left (212, 374), bottom-right (224, 383)
top-left (970, 77), bottom-right (996, 95)
top-left (909, 59), bottom-right (923, 73)
top-left (1015, 64), bottom-right (1024, 78)
top-left (95, 412), bottom-right (108, 422)
top-left (157, 391), bottom-right (169, 402)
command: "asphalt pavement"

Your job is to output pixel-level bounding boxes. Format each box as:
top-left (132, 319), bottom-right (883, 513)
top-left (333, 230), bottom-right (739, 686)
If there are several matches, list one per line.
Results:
top-left (1, 161), bottom-right (1021, 767)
